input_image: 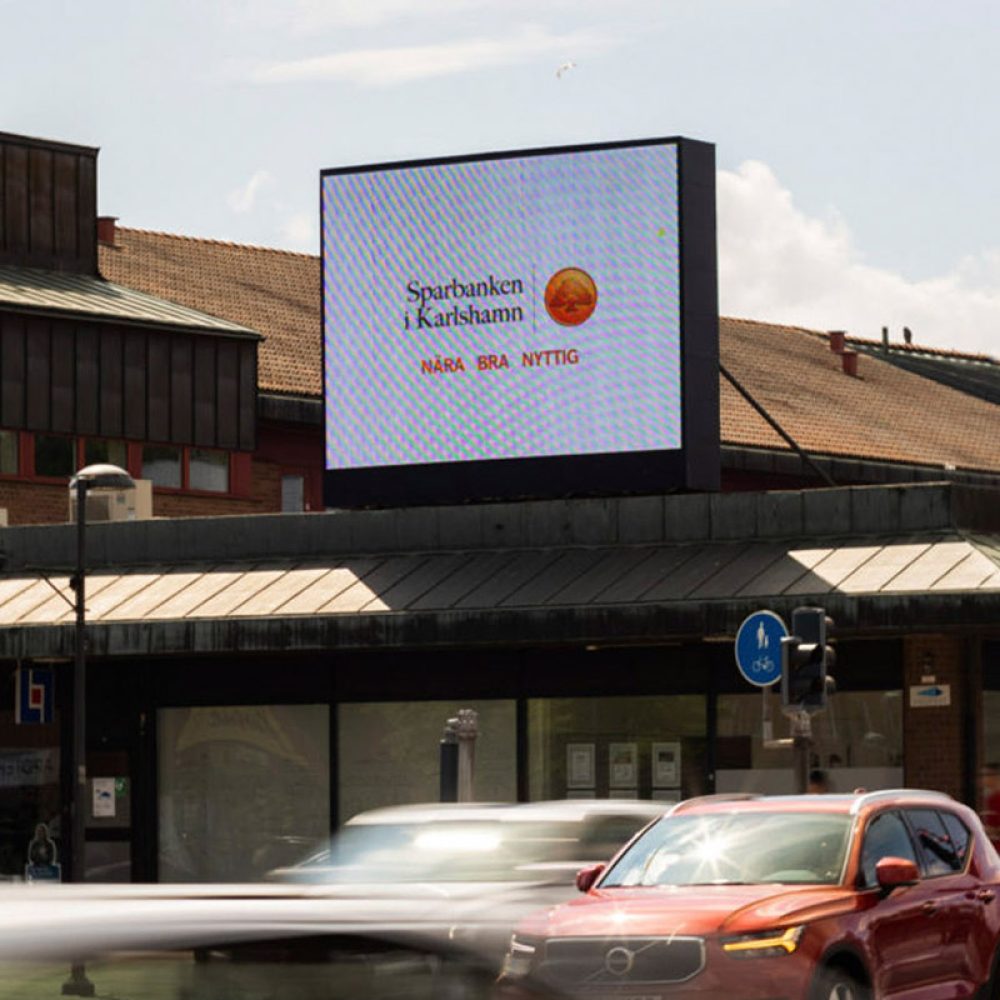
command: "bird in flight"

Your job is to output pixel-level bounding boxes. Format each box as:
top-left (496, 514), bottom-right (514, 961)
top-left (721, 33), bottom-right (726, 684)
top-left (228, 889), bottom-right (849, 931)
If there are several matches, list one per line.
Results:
top-left (556, 61), bottom-right (576, 79)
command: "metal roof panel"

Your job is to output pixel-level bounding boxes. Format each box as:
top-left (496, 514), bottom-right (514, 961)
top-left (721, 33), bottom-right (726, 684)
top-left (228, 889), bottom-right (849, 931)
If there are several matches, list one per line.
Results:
top-left (0, 264), bottom-right (259, 337)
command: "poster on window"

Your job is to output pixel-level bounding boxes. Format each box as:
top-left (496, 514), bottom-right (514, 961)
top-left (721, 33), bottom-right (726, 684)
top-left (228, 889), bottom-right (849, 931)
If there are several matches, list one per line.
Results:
top-left (652, 741), bottom-right (681, 787)
top-left (566, 743), bottom-right (596, 789)
top-left (609, 742), bottom-right (638, 788)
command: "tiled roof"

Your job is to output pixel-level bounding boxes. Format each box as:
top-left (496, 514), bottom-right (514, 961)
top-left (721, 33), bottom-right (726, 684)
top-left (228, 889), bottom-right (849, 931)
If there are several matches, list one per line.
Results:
top-left (99, 230), bottom-right (1000, 474)
top-left (720, 318), bottom-right (1000, 473)
top-left (0, 262), bottom-right (257, 337)
top-left (99, 228), bottom-right (319, 396)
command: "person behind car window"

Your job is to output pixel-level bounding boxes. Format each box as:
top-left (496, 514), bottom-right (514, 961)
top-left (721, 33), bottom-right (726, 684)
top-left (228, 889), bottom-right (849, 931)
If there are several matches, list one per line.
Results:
top-left (808, 769), bottom-right (831, 794)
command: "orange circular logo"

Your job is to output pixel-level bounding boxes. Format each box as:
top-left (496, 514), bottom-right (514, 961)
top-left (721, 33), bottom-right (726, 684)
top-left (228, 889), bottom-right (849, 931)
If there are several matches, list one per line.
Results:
top-left (544, 267), bottom-right (598, 326)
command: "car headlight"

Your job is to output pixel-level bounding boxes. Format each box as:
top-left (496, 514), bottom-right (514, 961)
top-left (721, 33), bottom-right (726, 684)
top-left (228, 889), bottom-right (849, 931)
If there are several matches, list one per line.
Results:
top-left (501, 935), bottom-right (538, 978)
top-left (721, 925), bottom-right (804, 958)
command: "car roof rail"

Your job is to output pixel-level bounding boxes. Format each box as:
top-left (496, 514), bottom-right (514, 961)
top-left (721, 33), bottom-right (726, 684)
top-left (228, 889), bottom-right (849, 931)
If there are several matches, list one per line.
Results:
top-left (667, 793), bottom-right (763, 815)
top-left (849, 788), bottom-right (954, 815)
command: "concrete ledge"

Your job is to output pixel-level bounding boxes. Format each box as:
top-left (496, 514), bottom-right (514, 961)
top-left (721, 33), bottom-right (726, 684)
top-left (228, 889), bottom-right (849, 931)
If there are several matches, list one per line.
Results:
top-left (1, 482), bottom-right (997, 572)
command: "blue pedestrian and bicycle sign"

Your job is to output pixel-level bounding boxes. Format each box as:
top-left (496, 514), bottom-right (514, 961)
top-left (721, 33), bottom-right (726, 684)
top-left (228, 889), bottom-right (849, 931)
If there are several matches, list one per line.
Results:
top-left (734, 611), bottom-right (788, 687)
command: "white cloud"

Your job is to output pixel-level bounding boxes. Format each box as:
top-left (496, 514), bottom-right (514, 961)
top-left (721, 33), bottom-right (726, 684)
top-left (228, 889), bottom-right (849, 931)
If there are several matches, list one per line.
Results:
top-left (280, 212), bottom-right (317, 250)
top-left (227, 0), bottom-right (485, 31)
top-left (718, 160), bottom-right (1000, 356)
top-left (254, 24), bottom-right (610, 87)
top-left (227, 170), bottom-right (272, 214)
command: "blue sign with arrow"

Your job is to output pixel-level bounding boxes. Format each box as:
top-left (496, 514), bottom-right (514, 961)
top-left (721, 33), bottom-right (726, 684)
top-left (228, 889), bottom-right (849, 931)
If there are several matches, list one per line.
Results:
top-left (735, 611), bottom-right (788, 687)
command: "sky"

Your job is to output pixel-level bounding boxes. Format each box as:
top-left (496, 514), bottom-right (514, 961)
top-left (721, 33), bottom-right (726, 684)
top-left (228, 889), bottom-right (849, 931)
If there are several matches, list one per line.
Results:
top-left (4, 0), bottom-right (1000, 355)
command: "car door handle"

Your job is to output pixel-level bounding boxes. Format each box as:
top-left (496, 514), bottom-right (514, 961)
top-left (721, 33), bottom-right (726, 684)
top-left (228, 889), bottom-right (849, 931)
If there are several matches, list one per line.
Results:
top-left (977, 890), bottom-right (996, 903)
top-left (921, 901), bottom-right (939, 915)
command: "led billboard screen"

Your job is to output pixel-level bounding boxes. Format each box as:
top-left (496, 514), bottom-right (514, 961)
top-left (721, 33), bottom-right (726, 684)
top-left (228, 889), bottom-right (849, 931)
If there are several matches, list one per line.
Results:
top-left (322, 137), bottom-right (718, 506)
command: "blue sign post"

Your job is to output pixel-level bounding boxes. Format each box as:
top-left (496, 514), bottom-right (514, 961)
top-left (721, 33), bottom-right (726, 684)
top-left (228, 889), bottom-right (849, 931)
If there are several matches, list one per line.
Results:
top-left (734, 611), bottom-right (788, 688)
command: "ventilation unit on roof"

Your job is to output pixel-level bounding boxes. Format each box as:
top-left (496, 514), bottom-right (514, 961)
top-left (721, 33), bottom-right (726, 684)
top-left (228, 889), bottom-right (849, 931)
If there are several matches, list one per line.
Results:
top-left (68, 480), bottom-right (153, 524)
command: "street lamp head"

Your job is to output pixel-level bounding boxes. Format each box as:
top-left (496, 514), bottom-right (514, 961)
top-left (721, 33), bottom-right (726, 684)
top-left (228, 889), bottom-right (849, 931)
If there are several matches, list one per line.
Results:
top-left (70, 464), bottom-right (135, 492)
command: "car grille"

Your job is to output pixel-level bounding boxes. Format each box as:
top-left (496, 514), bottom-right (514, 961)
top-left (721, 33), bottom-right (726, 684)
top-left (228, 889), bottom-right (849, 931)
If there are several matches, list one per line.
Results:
top-left (539, 936), bottom-right (705, 986)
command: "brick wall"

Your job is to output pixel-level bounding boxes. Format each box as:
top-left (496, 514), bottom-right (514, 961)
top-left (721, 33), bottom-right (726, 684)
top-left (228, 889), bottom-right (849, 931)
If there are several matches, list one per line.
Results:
top-left (0, 455), bottom-right (288, 525)
top-left (902, 634), bottom-right (968, 800)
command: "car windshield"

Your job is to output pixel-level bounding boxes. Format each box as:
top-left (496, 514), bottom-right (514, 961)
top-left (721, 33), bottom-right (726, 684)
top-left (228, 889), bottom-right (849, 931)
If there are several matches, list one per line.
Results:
top-left (296, 820), bottom-right (595, 883)
top-left (601, 811), bottom-right (852, 886)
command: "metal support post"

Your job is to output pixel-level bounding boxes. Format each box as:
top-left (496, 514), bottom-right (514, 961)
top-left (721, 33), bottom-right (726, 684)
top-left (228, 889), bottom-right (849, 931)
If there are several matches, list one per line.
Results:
top-left (454, 709), bottom-right (479, 803)
top-left (440, 719), bottom-right (459, 803)
top-left (790, 711), bottom-right (813, 795)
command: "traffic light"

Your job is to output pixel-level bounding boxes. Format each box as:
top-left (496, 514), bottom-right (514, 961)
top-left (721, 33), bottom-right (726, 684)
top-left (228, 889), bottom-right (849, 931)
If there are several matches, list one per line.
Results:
top-left (781, 607), bottom-right (835, 712)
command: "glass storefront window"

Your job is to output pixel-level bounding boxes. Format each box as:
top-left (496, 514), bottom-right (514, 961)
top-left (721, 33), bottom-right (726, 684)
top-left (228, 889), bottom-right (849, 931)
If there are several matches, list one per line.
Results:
top-left (85, 438), bottom-right (127, 469)
top-left (0, 430), bottom-right (17, 474)
top-left (158, 705), bottom-right (329, 882)
top-left (527, 695), bottom-right (707, 802)
top-left (34, 435), bottom-right (74, 478)
top-left (338, 700), bottom-right (516, 821)
top-left (190, 449), bottom-right (229, 493)
top-left (716, 689), bottom-right (903, 794)
top-left (142, 445), bottom-right (182, 489)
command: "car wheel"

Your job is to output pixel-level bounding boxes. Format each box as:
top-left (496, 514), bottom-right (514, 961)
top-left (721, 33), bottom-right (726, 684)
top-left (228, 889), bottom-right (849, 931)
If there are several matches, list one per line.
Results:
top-left (811, 965), bottom-right (870, 1000)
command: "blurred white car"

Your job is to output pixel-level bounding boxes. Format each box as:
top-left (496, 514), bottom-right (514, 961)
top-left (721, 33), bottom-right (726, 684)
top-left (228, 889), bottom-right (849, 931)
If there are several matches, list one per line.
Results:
top-left (268, 799), bottom-right (664, 965)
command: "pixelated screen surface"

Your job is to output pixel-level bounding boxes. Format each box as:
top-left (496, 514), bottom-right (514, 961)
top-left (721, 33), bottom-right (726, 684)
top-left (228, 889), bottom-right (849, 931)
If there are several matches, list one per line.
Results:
top-left (323, 140), bottom-right (682, 471)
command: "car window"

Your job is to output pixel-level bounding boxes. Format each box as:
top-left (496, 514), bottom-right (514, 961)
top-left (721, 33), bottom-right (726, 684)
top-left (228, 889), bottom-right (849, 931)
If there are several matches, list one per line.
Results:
top-left (906, 809), bottom-right (963, 877)
top-left (860, 811), bottom-right (918, 888)
top-left (939, 811), bottom-right (971, 868)
top-left (601, 811), bottom-right (852, 887)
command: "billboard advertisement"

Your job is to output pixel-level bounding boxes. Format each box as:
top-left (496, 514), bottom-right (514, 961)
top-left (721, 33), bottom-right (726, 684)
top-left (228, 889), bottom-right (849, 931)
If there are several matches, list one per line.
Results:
top-left (322, 137), bottom-right (718, 506)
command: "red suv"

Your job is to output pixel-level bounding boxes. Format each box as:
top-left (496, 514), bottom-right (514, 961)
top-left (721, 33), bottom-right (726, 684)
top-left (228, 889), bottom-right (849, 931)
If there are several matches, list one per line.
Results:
top-left (500, 790), bottom-right (1000, 1000)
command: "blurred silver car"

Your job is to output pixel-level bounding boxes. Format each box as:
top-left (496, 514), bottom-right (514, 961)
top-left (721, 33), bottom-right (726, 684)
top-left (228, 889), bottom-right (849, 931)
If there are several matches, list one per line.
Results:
top-left (0, 881), bottom-right (556, 1000)
top-left (267, 799), bottom-right (664, 966)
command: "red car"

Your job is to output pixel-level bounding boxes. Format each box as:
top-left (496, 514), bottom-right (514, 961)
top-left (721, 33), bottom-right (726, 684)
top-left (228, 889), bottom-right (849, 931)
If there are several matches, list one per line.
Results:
top-left (500, 790), bottom-right (1000, 1000)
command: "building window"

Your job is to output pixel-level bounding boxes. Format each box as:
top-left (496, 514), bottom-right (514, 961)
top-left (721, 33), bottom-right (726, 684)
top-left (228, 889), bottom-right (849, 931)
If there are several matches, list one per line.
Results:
top-left (0, 431), bottom-right (17, 475)
top-left (34, 435), bottom-right (74, 478)
top-left (528, 695), bottom-right (706, 801)
top-left (158, 705), bottom-right (329, 882)
top-left (716, 689), bottom-right (902, 794)
top-left (281, 474), bottom-right (305, 512)
top-left (338, 700), bottom-right (516, 822)
top-left (142, 445), bottom-right (182, 489)
top-left (190, 449), bottom-right (229, 493)
top-left (84, 438), bottom-right (128, 469)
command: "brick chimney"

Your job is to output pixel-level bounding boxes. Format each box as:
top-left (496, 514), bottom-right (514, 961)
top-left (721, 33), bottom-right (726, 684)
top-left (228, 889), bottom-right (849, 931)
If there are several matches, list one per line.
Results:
top-left (97, 216), bottom-right (118, 247)
top-left (828, 330), bottom-right (846, 353)
top-left (841, 349), bottom-right (859, 377)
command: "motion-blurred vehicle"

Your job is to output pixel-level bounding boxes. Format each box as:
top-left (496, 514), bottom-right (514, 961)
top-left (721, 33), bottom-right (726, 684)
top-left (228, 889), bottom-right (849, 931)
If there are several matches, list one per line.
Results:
top-left (0, 881), bottom-right (551, 1000)
top-left (269, 799), bottom-right (664, 966)
top-left (501, 790), bottom-right (1000, 1000)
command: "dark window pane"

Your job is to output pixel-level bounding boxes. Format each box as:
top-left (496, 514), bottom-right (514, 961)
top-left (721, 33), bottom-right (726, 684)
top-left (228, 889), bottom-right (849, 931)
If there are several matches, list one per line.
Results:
top-left (190, 449), bottom-right (229, 493)
top-left (940, 812), bottom-right (971, 868)
top-left (0, 431), bottom-right (17, 474)
top-left (861, 811), bottom-right (917, 887)
top-left (281, 474), bottom-right (305, 512)
top-left (142, 445), bottom-right (181, 489)
top-left (907, 808), bottom-right (959, 876)
top-left (34, 435), bottom-right (74, 478)
top-left (84, 438), bottom-right (127, 469)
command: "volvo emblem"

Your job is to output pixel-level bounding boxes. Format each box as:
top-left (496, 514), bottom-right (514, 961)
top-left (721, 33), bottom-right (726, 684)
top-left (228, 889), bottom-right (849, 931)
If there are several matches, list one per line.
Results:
top-left (604, 946), bottom-right (635, 976)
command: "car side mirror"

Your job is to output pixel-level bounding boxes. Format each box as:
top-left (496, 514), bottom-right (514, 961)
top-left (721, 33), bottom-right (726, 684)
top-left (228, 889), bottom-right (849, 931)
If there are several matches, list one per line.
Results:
top-left (875, 856), bottom-right (919, 891)
top-left (575, 863), bottom-right (605, 893)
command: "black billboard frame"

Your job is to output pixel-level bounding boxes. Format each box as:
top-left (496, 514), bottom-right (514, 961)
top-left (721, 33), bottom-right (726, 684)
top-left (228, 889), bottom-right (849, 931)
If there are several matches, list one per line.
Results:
top-left (321, 135), bottom-right (719, 508)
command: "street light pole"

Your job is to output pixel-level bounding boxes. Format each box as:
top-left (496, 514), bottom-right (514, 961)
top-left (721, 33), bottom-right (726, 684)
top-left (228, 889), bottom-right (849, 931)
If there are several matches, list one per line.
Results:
top-left (62, 464), bottom-right (134, 998)
top-left (71, 478), bottom-right (87, 888)
top-left (63, 479), bottom-right (93, 998)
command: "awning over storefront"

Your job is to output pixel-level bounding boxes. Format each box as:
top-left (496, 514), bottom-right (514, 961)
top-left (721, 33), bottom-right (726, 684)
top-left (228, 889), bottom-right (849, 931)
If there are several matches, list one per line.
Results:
top-left (0, 526), bottom-right (997, 657)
